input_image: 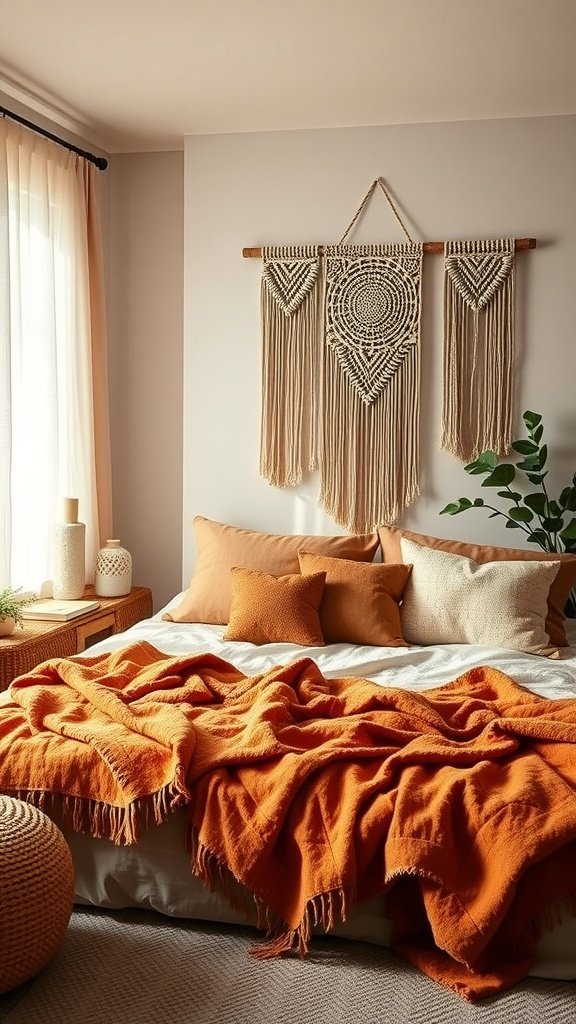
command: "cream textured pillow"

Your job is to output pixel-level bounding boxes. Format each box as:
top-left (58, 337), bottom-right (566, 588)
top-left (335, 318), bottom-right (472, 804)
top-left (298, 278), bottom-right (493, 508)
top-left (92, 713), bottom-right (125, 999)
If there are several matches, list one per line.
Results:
top-left (378, 524), bottom-right (576, 647)
top-left (165, 516), bottom-right (379, 625)
top-left (399, 538), bottom-right (561, 654)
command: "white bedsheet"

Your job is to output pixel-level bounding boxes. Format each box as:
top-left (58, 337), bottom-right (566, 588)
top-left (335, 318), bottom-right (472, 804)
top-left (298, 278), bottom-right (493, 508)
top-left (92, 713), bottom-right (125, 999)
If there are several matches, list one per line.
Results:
top-left (4, 601), bottom-right (576, 980)
top-left (83, 594), bottom-right (576, 702)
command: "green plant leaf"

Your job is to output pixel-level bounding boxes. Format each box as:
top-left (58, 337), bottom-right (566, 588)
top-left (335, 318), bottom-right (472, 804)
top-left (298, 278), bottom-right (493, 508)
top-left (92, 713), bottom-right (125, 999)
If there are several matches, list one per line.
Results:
top-left (439, 499), bottom-right (478, 515)
top-left (533, 425), bottom-right (544, 444)
top-left (498, 490), bottom-right (522, 501)
top-left (560, 518), bottom-right (576, 540)
top-left (481, 464), bottom-right (516, 487)
top-left (511, 440), bottom-right (538, 455)
top-left (505, 520), bottom-right (521, 528)
top-left (464, 451), bottom-right (497, 475)
top-left (527, 529), bottom-right (549, 546)
top-left (559, 486), bottom-right (576, 511)
top-left (526, 473), bottom-right (545, 485)
top-left (524, 492), bottom-right (547, 515)
top-left (488, 512), bottom-right (500, 519)
top-left (508, 507), bottom-right (534, 523)
top-left (516, 457), bottom-right (540, 472)
top-left (538, 444), bottom-right (548, 469)
top-left (548, 500), bottom-right (562, 517)
top-left (542, 517), bottom-right (564, 533)
top-left (523, 411), bottom-right (542, 431)
top-left (473, 498), bottom-right (485, 506)
top-left (439, 502), bottom-right (462, 515)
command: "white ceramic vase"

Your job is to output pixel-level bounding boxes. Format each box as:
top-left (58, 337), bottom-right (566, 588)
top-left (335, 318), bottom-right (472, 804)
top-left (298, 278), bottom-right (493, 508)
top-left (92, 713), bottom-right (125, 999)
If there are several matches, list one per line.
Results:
top-left (94, 540), bottom-right (132, 598)
top-left (53, 498), bottom-right (86, 600)
top-left (0, 617), bottom-right (16, 638)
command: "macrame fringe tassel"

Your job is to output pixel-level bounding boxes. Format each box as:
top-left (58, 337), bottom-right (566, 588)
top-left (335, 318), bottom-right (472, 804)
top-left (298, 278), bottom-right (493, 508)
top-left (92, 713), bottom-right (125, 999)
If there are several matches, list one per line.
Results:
top-left (192, 835), bottom-right (350, 960)
top-left (260, 246), bottom-right (322, 487)
top-left (10, 767), bottom-right (190, 845)
top-left (191, 836), bottom-right (257, 922)
top-left (250, 887), bottom-right (350, 961)
top-left (318, 340), bottom-right (420, 533)
top-left (441, 238), bottom-right (515, 461)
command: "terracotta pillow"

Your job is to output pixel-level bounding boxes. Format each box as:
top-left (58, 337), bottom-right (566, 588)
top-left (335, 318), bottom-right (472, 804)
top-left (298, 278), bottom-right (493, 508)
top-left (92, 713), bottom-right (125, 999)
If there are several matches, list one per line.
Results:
top-left (298, 551), bottom-right (412, 646)
top-left (165, 516), bottom-right (379, 625)
top-left (378, 525), bottom-right (576, 647)
top-left (399, 538), bottom-right (560, 655)
top-left (223, 568), bottom-right (326, 646)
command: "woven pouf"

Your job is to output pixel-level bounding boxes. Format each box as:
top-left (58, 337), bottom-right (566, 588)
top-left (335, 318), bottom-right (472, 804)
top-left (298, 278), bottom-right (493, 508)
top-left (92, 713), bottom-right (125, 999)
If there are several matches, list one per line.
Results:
top-left (0, 795), bottom-right (74, 993)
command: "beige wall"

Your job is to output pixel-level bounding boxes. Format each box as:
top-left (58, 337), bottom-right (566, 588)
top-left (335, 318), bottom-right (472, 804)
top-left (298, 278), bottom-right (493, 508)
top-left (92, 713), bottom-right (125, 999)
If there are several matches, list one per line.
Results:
top-left (183, 115), bottom-right (576, 582)
top-left (107, 151), bottom-right (184, 610)
top-left (4, 106), bottom-right (574, 604)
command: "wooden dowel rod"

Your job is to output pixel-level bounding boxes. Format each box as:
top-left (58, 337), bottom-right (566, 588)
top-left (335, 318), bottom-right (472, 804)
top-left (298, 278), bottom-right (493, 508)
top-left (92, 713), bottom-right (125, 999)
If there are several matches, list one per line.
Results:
top-left (243, 238), bottom-right (537, 258)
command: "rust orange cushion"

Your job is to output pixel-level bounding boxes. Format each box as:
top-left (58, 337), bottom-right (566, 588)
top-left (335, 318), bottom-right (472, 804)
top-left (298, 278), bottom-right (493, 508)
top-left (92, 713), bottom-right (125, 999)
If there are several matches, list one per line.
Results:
top-left (223, 568), bottom-right (326, 646)
top-left (165, 517), bottom-right (379, 625)
top-left (378, 525), bottom-right (576, 647)
top-left (298, 551), bottom-right (412, 646)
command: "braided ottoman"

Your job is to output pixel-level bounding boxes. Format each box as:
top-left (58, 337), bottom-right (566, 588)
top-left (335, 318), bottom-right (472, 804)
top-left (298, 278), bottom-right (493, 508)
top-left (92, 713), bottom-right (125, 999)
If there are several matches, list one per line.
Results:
top-left (0, 795), bottom-right (74, 993)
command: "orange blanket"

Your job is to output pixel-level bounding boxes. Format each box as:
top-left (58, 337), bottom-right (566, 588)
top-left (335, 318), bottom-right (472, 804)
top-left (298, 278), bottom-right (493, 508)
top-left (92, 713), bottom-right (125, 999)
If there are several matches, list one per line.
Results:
top-left (2, 641), bottom-right (576, 1001)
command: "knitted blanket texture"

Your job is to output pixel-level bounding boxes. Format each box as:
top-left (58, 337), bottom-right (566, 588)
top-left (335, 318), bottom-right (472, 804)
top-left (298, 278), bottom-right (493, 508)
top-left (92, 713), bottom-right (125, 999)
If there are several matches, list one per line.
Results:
top-left (1, 641), bottom-right (576, 1001)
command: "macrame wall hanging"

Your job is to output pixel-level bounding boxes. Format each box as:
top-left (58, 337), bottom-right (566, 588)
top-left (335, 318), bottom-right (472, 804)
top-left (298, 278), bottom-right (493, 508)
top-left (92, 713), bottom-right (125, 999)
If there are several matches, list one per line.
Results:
top-left (259, 179), bottom-right (423, 533)
top-left (248, 182), bottom-right (535, 533)
top-left (321, 232), bottom-right (422, 532)
top-left (260, 245), bottom-right (322, 487)
top-left (441, 238), bottom-right (516, 461)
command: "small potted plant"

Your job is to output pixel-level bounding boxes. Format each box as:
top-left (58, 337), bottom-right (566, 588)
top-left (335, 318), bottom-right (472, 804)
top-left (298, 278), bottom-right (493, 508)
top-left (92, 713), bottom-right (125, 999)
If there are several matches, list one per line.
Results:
top-left (0, 587), bottom-right (35, 637)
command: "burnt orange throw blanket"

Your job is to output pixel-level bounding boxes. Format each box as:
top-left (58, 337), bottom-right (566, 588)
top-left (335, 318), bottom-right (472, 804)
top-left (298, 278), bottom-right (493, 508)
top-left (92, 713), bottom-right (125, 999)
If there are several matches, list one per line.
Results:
top-left (2, 642), bottom-right (576, 1001)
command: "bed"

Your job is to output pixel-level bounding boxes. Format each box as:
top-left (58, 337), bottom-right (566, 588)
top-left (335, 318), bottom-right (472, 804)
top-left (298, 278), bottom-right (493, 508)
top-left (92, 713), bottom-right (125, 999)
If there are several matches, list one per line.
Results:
top-left (2, 518), bottom-right (576, 1002)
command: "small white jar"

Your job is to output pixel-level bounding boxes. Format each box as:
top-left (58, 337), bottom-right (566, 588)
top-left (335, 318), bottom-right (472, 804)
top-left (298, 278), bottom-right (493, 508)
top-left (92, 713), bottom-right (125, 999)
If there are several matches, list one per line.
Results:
top-left (94, 540), bottom-right (132, 598)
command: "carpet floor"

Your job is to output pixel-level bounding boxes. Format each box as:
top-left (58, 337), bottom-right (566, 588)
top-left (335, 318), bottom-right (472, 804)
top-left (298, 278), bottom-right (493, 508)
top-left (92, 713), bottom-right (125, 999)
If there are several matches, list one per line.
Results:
top-left (1, 908), bottom-right (575, 1024)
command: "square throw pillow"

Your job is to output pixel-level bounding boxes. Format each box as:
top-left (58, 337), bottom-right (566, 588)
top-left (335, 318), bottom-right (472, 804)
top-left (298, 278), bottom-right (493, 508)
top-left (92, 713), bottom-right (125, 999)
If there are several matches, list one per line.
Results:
top-left (165, 516), bottom-right (379, 625)
top-left (298, 551), bottom-right (412, 646)
top-left (378, 525), bottom-right (576, 647)
top-left (399, 537), bottom-right (560, 654)
top-left (223, 568), bottom-right (326, 646)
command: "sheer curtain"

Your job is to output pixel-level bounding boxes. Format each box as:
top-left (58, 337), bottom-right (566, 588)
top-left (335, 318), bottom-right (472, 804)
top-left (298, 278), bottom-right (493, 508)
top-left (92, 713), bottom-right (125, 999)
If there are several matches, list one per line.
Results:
top-left (0, 117), bottom-right (112, 591)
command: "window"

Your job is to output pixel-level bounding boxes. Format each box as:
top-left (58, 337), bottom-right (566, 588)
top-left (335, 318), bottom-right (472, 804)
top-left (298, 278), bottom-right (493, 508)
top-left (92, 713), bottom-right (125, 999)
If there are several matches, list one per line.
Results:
top-left (0, 116), bottom-right (111, 591)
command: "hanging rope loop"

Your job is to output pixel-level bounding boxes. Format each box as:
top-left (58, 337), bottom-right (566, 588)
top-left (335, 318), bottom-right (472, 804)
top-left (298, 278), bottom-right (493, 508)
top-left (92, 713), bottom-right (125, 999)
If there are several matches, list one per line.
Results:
top-left (339, 177), bottom-right (415, 244)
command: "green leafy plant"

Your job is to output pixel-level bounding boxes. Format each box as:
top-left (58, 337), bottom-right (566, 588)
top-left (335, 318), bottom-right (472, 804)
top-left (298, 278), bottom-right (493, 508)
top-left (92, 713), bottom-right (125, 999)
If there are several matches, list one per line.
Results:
top-left (0, 586), bottom-right (36, 629)
top-left (440, 410), bottom-right (576, 617)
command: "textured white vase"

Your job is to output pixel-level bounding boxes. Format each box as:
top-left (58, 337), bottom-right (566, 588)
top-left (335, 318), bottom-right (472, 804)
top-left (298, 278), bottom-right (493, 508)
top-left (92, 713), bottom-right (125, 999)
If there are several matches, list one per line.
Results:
top-left (94, 540), bottom-right (132, 598)
top-left (0, 618), bottom-right (16, 638)
top-left (53, 498), bottom-right (86, 601)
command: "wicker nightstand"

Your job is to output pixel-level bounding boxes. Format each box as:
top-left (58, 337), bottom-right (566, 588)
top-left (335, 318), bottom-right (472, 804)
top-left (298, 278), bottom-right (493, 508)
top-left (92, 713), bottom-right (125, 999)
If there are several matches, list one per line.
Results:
top-left (0, 586), bottom-right (153, 691)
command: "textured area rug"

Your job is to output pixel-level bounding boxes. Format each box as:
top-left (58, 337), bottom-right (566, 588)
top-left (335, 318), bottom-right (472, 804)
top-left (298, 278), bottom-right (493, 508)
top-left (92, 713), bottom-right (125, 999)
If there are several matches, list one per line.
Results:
top-left (1, 908), bottom-right (575, 1024)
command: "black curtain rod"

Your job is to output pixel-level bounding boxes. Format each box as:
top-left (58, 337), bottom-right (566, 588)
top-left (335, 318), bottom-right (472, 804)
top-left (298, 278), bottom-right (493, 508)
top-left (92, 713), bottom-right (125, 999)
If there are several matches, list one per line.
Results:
top-left (0, 104), bottom-right (108, 170)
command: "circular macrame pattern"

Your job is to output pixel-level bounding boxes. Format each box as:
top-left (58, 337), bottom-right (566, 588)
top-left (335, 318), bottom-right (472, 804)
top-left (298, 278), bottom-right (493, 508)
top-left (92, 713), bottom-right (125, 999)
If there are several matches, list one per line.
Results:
top-left (326, 255), bottom-right (421, 404)
top-left (327, 256), bottom-right (420, 349)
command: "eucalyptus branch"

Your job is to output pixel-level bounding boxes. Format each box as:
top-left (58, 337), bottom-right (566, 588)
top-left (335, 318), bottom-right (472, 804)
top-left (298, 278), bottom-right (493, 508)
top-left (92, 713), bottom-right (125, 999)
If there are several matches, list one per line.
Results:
top-left (440, 410), bottom-right (576, 581)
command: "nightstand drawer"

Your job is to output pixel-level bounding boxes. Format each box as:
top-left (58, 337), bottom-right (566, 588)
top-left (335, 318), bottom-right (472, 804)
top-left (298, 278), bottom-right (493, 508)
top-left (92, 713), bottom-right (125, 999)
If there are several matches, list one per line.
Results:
top-left (76, 613), bottom-right (116, 652)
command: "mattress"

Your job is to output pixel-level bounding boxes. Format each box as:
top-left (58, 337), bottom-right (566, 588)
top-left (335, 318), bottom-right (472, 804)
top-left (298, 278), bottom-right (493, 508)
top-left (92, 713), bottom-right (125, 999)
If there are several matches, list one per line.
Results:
top-left (4, 598), bottom-right (576, 980)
